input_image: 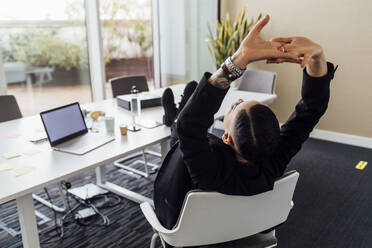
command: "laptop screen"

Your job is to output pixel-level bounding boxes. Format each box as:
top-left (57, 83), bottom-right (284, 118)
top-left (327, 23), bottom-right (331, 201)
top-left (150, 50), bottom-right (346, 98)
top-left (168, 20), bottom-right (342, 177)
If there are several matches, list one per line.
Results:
top-left (40, 103), bottom-right (87, 146)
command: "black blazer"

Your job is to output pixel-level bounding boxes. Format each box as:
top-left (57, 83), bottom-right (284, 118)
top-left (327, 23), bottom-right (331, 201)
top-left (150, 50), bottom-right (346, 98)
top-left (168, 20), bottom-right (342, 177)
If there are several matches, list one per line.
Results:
top-left (154, 62), bottom-right (336, 233)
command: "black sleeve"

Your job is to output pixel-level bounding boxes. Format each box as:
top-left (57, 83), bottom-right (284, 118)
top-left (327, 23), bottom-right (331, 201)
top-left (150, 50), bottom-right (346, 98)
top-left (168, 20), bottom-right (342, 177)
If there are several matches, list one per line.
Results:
top-left (266, 62), bottom-right (337, 178)
top-left (177, 73), bottom-right (229, 189)
top-left (177, 73), bottom-right (283, 195)
top-left (178, 63), bottom-right (336, 194)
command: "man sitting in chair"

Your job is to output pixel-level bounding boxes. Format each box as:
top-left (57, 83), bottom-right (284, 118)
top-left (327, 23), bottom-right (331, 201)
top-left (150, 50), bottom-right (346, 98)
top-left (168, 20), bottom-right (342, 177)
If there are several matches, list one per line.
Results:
top-left (154, 15), bottom-right (336, 247)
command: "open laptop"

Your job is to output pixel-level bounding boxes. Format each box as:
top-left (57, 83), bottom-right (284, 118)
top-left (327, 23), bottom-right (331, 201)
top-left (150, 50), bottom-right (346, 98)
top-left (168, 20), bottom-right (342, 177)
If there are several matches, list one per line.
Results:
top-left (40, 102), bottom-right (115, 155)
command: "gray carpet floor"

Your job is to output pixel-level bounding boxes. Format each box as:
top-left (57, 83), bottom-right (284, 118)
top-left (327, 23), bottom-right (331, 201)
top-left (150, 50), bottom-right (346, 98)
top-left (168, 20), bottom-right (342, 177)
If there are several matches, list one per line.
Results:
top-left (277, 139), bottom-right (372, 248)
top-left (0, 145), bottom-right (162, 248)
top-left (1, 138), bottom-right (372, 248)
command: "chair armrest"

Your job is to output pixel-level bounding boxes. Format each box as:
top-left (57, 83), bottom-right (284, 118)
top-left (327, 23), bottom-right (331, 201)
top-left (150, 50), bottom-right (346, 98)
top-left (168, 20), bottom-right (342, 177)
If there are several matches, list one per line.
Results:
top-left (140, 202), bottom-right (174, 234)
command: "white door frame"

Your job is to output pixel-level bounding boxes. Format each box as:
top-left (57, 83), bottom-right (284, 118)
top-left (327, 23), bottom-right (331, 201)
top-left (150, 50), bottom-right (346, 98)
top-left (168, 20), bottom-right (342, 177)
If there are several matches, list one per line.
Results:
top-left (0, 49), bottom-right (7, 95)
top-left (85, 0), bottom-right (106, 101)
top-left (152, 0), bottom-right (162, 88)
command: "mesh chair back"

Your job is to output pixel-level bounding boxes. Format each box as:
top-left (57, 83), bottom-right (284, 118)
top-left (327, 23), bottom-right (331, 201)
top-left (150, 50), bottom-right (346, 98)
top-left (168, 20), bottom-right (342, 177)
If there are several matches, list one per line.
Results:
top-left (0, 95), bottom-right (22, 122)
top-left (110, 75), bottom-right (149, 98)
top-left (238, 69), bottom-right (276, 94)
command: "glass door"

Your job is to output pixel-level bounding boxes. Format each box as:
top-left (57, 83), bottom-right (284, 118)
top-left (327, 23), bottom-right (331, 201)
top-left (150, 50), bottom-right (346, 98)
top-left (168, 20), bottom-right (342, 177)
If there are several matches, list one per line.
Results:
top-left (98, 0), bottom-right (155, 98)
top-left (157, 0), bottom-right (218, 87)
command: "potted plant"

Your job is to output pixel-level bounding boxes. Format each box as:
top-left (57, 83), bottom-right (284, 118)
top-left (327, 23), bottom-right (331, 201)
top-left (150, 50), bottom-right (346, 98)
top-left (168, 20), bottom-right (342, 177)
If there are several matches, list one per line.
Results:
top-left (206, 9), bottom-right (262, 85)
top-left (2, 29), bottom-right (90, 85)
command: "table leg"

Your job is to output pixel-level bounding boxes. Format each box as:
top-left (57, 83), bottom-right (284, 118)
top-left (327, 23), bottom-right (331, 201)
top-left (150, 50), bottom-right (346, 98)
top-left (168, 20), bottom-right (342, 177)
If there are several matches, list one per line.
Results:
top-left (96, 164), bottom-right (154, 206)
top-left (26, 75), bottom-right (33, 91)
top-left (96, 165), bottom-right (107, 185)
top-left (95, 139), bottom-right (170, 207)
top-left (47, 71), bottom-right (53, 81)
top-left (39, 72), bottom-right (46, 84)
top-left (98, 182), bottom-right (154, 206)
top-left (16, 194), bottom-right (40, 248)
top-left (160, 140), bottom-right (170, 161)
top-left (32, 183), bottom-right (68, 213)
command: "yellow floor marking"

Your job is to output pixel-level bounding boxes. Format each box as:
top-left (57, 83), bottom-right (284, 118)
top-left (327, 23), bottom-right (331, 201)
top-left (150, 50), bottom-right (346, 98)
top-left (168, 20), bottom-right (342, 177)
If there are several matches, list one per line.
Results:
top-left (355, 161), bottom-right (368, 170)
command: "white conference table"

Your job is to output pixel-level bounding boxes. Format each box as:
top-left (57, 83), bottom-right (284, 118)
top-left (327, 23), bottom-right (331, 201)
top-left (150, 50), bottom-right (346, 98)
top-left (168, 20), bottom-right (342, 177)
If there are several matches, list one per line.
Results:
top-left (0, 84), bottom-right (276, 248)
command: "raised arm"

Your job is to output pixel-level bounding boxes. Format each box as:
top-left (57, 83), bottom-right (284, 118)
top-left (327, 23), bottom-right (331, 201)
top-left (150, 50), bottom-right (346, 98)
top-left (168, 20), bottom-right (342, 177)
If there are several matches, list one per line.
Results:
top-left (266, 37), bottom-right (337, 177)
top-left (177, 15), bottom-right (298, 189)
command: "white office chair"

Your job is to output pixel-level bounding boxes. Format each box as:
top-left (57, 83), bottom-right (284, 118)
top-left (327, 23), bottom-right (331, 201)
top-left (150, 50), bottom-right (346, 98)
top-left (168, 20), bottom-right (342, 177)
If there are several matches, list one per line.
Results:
top-left (141, 171), bottom-right (299, 248)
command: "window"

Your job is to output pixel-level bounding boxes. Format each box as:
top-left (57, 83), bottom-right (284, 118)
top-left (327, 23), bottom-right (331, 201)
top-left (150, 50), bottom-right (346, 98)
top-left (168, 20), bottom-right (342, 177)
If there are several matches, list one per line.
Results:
top-left (0, 0), bottom-right (91, 116)
top-left (98, 0), bottom-right (155, 98)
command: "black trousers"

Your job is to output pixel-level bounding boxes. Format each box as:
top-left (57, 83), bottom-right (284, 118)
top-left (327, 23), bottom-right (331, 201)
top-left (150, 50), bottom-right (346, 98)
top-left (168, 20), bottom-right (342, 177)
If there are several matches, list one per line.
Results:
top-left (170, 123), bottom-right (180, 148)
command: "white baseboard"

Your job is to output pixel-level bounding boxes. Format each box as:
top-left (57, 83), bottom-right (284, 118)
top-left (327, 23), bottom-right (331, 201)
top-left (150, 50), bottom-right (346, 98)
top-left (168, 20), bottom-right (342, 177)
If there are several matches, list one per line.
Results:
top-left (309, 129), bottom-right (372, 149)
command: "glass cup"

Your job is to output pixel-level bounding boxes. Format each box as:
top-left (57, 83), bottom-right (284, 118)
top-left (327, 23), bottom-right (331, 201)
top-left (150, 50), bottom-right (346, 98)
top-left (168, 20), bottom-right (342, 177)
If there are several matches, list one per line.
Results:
top-left (105, 116), bottom-right (115, 134)
top-left (120, 124), bottom-right (128, 136)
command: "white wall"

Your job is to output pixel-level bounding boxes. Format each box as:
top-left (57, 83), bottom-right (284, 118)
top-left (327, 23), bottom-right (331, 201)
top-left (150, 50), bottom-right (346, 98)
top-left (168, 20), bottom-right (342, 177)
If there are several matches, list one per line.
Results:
top-left (223, 0), bottom-right (372, 138)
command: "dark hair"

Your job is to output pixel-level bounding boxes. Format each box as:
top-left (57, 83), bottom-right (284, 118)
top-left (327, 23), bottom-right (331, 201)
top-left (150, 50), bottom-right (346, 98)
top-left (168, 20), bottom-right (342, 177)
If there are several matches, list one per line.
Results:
top-left (233, 104), bottom-right (280, 161)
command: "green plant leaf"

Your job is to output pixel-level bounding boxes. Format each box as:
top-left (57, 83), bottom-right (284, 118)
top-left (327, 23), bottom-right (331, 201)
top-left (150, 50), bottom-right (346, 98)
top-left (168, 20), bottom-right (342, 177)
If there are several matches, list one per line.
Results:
top-left (207, 44), bottom-right (214, 59)
top-left (207, 24), bottom-right (214, 40)
top-left (205, 9), bottom-right (261, 67)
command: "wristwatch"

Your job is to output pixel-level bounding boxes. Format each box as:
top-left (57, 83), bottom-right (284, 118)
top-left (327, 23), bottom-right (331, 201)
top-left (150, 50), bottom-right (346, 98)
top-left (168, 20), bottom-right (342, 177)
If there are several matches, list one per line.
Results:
top-left (221, 57), bottom-right (246, 81)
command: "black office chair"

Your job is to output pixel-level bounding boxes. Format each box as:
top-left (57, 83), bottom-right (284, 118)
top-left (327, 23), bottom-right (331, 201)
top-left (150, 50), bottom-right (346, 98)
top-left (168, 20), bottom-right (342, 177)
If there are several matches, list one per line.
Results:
top-left (0, 95), bottom-right (68, 213)
top-left (109, 75), bottom-right (161, 178)
top-left (110, 75), bottom-right (149, 98)
top-left (0, 95), bottom-right (22, 122)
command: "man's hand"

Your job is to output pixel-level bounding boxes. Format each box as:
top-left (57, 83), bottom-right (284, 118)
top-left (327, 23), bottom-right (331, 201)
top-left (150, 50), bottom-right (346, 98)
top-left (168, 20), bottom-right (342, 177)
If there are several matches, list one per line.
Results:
top-left (231, 15), bottom-right (299, 69)
top-left (268, 37), bottom-right (328, 77)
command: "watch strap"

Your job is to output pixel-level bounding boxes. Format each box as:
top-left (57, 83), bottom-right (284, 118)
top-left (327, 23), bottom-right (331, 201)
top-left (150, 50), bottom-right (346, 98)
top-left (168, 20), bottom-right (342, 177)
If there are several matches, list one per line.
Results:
top-left (221, 63), bottom-right (240, 81)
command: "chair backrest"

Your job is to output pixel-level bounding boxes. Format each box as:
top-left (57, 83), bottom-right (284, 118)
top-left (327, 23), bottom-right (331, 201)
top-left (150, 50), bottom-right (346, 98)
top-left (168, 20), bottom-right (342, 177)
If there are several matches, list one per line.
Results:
top-left (238, 69), bottom-right (276, 94)
top-left (155, 170), bottom-right (299, 247)
top-left (110, 75), bottom-right (149, 98)
top-left (0, 95), bottom-right (23, 122)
